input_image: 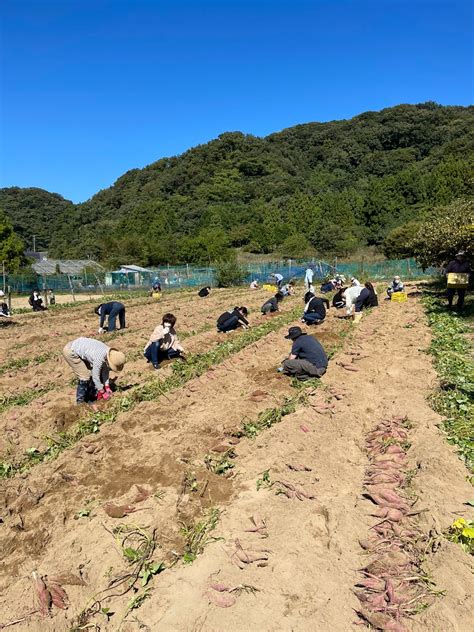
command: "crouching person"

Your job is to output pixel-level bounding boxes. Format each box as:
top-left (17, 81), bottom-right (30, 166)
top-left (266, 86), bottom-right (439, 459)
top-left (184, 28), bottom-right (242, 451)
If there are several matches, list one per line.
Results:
top-left (63, 337), bottom-right (125, 404)
top-left (302, 292), bottom-right (329, 325)
top-left (144, 313), bottom-right (185, 370)
top-left (261, 292), bottom-right (283, 315)
top-left (280, 326), bottom-right (328, 381)
top-left (217, 306), bottom-right (249, 333)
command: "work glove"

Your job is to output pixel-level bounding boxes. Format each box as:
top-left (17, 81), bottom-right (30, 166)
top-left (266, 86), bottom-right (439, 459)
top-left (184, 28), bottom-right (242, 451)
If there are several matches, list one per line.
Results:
top-left (104, 384), bottom-right (113, 395)
top-left (98, 327), bottom-right (105, 334)
top-left (97, 388), bottom-right (112, 401)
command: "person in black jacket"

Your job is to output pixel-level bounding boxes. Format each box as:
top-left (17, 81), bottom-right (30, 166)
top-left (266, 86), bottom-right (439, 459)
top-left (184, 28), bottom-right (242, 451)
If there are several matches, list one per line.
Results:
top-left (28, 290), bottom-right (47, 311)
top-left (445, 251), bottom-right (471, 311)
top-left (332, 287), bottom-right (346, 309)
top-left (354, 282), bottom-right (378, 313)
top-left (198, 286), bottom-right (211, 297)
top-left (95, 301), bottom-right (126, 333)
top-left (261, 292), bottom-right (283, 315)
top-left (217, 306), bottom-right (249, 333)
top-left (302, 292), bottom-right (329, 325)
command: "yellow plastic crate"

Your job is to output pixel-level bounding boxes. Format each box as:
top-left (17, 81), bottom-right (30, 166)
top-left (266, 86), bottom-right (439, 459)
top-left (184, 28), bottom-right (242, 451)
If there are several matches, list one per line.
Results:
top-left (151, 291), bottom-right (162, 300)
top-left (447, 273), bottom-right (469, 289)
top-left (262, 284), bottom-right (276, 292)
top-left (391, 292), bottom-right (407, 303)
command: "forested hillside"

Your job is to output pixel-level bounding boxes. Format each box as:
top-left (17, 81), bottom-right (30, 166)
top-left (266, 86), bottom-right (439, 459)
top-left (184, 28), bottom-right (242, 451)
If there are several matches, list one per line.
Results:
top-left (2, 103), bottom-right (473, 267)
top-left (0, 187), bottom-right (74, 252)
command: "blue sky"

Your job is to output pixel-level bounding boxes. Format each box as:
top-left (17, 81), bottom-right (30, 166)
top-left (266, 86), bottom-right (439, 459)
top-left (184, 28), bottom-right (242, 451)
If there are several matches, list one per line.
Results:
top-left (1, 0), bottom-right (472, 202)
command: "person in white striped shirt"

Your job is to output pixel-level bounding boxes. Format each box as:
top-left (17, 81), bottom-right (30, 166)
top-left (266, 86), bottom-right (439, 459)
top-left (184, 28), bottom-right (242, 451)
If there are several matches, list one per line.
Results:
top-left (63, 337), bottom-right (126, 404)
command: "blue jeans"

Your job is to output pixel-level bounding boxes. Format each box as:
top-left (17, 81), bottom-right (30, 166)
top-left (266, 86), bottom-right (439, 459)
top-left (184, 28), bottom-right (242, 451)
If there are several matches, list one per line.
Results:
top-left (144, 340), bottom-right (180, 366)
top-left (303, 312), bottom-right (324, 325)
top-left (218, 315), bottom-right (240, 332)
top-left (108, 305), bottom-right (126, 331)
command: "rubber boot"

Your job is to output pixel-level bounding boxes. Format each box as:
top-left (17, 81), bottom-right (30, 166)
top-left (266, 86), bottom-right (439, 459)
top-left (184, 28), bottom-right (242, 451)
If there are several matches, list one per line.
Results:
top-left (76, 380), bottom-right (89, 404)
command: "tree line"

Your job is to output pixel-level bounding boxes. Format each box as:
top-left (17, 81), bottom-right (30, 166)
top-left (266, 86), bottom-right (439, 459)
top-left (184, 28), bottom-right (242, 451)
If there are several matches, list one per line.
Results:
top-left (1, 102), bottom-right (473, 271)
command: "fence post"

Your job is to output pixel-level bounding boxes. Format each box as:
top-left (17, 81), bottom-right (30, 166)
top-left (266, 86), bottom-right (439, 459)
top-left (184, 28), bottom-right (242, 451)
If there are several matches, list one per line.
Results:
top-left (7, 286), bottom-right (11, 312)
top-left (42, 274), bottom-right (48, 307)
top-left (67, 275), bottom-right (76, 302)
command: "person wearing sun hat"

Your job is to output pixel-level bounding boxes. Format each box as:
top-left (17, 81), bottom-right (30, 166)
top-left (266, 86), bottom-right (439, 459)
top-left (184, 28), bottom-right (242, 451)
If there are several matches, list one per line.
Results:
top-left (62, 337), bottom-right (126, 404)
top-left (278, 326), bottom-right (328, 381)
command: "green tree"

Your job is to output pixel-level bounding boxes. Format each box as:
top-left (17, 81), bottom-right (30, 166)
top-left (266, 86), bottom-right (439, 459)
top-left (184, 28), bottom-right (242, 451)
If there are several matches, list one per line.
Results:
top-left (407, 198), bottom-right (474, 268)
top-left (0, 208), bottom-right (26, 271)
top-left (279, 233), bottom-right (313, 258)
top-left (382, 221), bottom-right (421, 259)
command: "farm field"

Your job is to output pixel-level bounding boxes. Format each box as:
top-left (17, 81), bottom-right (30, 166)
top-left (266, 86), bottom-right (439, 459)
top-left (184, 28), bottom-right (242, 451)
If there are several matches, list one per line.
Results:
top-left (0, 286), bottom-right (472, 631)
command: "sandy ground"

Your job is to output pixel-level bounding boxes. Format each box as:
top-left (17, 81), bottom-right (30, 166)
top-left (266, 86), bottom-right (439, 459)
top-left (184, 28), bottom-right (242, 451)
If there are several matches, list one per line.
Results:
top-left (0, 288), bottom-right (472, 631)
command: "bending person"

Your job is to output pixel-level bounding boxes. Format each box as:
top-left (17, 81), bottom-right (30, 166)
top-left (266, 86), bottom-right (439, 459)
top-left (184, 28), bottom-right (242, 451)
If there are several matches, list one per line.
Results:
top-left (63, 337), bottom-right (125, 404)
top-left (332, 287), bottom-right (346, 309)
top-left (198, 286), bottom-right (211, 297)
top-left (280, 326), bottom-right (328, 381)
top-left (355, 282), bottom-right (378, 312)
top-left (261, 292), bottom-right (283, 315)
top-left (144, 313), bottom-right (185, 370)
top-left (302, 291), bottom-right (329, 325)
top-left (217, 306), bottom-right (249, 333)
top-left (95, 301), bottom-right (126, 333)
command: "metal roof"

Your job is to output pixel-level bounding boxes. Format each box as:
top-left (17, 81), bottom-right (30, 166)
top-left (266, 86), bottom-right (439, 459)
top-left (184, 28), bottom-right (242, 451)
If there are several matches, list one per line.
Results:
top-left (32, 259), bottom-right (103, 275)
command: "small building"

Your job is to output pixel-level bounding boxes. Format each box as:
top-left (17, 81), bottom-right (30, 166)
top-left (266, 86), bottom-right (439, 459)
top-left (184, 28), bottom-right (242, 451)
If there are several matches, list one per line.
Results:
top-left (105, 264), bottom-right (154, 287)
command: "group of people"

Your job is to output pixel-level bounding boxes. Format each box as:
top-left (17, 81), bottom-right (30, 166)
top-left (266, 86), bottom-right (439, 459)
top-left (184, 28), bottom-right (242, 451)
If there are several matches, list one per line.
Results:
top-left (61, 252), bottom-right (471, 404)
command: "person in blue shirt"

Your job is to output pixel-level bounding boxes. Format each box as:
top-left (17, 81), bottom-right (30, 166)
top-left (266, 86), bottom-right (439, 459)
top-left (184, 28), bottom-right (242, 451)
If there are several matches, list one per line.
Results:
top-left (271, 273), bottom-right (284, 289)
top-left (279, 326), bottom-right (328, 381)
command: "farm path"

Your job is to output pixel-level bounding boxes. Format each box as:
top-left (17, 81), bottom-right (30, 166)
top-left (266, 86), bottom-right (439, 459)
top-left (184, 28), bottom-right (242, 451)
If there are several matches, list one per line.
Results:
top-left (133, 295), bottom-right (473, 632)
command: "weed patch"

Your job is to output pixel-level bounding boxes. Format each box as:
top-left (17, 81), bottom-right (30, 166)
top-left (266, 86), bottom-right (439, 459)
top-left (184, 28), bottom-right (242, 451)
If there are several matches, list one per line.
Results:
top-left (423, 296), bottom-right (474, 472)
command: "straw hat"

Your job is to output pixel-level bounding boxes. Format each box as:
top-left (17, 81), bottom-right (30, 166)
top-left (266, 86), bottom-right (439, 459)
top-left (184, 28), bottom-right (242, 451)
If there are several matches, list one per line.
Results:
top-left (107, 348), bottom-right (126, 372)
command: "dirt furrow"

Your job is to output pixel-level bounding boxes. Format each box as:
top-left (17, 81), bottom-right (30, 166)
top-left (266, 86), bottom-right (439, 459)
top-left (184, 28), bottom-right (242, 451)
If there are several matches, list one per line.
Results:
top-left (0, 293), bottom-right (299, 463)
top-left (0, 312), bottom-right (348, 629)
top-left (129, 297), bottom-right (472, 632)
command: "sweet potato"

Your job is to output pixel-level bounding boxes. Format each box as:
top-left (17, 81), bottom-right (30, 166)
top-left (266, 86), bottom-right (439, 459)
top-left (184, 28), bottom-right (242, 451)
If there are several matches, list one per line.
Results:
top-left (32, 571), bottom-right (51, 616)
top-left (103, 503), bottom-right (138, 518)
top-left (48, 583), bottom-right (68, 610)
top-left (207, 590), bottom-right (236, 608)
top-left (48, 572), bottom-right (85, 586)
top-left (209, 582), bottom-right (231, 592)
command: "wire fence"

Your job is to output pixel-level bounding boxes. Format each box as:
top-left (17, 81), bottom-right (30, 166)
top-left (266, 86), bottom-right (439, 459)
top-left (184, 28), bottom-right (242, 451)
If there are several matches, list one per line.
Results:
top-left (4, 258), bottom-right (438, 294)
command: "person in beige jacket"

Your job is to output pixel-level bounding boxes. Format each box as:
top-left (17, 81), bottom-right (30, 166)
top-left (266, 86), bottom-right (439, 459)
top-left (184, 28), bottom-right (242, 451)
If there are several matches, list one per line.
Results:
top-left (144, 313), bottom-right (186, 369)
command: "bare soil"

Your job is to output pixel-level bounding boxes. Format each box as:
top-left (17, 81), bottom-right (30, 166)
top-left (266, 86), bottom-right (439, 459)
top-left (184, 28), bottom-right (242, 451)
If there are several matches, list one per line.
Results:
top-left (0, 287), bottom-right (472, 631)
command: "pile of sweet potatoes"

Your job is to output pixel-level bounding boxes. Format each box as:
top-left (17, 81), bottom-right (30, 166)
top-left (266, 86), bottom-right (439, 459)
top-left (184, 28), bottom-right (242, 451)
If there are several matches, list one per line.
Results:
top-left (355, 416), bottom-right (429, 631)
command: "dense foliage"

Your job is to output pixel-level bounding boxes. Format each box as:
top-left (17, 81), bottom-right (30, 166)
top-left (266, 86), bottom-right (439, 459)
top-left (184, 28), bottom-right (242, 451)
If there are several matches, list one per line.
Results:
top-left (2, 103), bottom-right (473, 266)
top-left (408, 198), bottom-right (474, 268)
top-left (0, 187), bottom-right (74, 251)
top-left (0, 209), bottom-right (26, 271)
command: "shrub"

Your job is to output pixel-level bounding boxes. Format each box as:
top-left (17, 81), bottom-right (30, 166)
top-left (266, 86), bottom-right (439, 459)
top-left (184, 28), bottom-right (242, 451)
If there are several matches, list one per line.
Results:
top-left (214, 257), bottom-right (247, 287)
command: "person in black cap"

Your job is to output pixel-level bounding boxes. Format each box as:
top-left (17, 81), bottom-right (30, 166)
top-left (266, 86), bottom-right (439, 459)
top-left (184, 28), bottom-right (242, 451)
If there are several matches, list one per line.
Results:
top-left (279, 326), bottom-right (328, 381)
top-left (445, 251), bottom-right (471, 311)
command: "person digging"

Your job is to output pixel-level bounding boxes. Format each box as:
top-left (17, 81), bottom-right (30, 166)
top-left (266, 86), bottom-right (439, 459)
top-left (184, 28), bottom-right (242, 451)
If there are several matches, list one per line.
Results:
top-left (278, 326), bottom-right (328, 381)
top-left (63, 337), bottom-right (126, 405)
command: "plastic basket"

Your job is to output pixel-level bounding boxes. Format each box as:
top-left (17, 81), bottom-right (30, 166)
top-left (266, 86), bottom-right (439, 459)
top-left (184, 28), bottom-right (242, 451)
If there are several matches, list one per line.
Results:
top-left (447, 273), bottom-right (469, 289)
top-left (391, 292), bottom-right (407, 303)
top-left (151, 291), bottom-right (162, 300)
top-left (262, 284), bottom-right (276, 292)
